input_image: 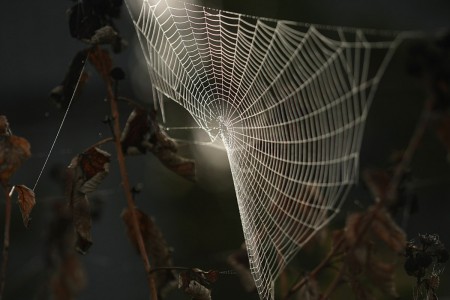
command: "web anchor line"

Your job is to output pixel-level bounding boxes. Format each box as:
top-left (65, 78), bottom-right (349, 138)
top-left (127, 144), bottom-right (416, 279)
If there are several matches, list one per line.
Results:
top-left (125, 0), bottom-right (427, 299)
top-left (32, 56), bottom-right (88, 192)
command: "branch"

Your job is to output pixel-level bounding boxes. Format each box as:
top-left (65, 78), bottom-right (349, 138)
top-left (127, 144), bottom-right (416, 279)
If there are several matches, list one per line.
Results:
top-left (106, 79), bottom-right (158, 300)
top-left (0, 186), bottom-right (13, 300)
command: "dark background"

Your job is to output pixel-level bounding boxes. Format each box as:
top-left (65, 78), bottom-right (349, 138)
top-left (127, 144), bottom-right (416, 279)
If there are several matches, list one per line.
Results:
top-left (1, 0), bottom-right (450, 299)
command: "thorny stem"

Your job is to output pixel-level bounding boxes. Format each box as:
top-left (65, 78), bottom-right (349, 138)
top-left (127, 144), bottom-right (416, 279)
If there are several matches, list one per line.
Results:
top-left (285, 102), bottom-right (432, 300)
top-left (106, 80), bottom-right (158, 300)
top-left (0, 186), bottom-right (12, 300)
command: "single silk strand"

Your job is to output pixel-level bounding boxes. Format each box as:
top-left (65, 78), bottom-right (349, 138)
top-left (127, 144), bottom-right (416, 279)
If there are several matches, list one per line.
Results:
top-left (32, 58), bottom-right (88, 192)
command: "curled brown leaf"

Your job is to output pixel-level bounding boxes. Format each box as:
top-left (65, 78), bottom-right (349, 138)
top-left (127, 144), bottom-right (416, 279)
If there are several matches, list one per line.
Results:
top-left (66, 147), bottom-right (110, 254)
top-left (121, 108), bottom-right (196, 181)
top-left (371, 208), bottom-right (406, 253)
top-left (0, 116), bottom-right (31, 186)
top-left (122, 207), bottom-right (177, 297)
top-left (178, 271), bottom-right (212, 300)
top-left (14, 185), bottom-right (36, 228)
top-left (78, 147), bottom-right (111, 194)
top-left (367, 260), bottom-right (399, 298)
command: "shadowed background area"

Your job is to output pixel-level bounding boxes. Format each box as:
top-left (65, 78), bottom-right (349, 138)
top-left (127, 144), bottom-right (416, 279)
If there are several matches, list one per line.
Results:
top-left (1, 0), bottom-right (450, 299)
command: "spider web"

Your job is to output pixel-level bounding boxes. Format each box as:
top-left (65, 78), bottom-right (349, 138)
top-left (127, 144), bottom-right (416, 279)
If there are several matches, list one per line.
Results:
top-left (125, 0), bottom-right (410, 298)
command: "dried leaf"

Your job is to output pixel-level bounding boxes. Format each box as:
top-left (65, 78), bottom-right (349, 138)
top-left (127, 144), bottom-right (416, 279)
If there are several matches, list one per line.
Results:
top-left (50, 254), bottom-right (86, 300)
top-left (343, 207), bottom-right (404, 299)
top-left (50, 50), bottom-right (89, 109)
top-left (46, 203), bottom-right (86, 300)
top-left (121, 108), bottom-right (196, 181)
top-left (344, 211), bottom-right (365, 248)
top-left (88, 25), bottom-right (120, 45)
top-left (88, 46), bottom-right (113, 81)
top-left (122, 207), bottom-right (177, 297)
top-left (178, 272), bottom-right (212, 300)
top-left (71, 192), bottom-right (92, 254)
top-left (367, 260), bottom-right (399, 298)
top-left (371, 208), bottom-right (406, 253)
top-left (66, 147), bottom-right (109, 254)
top-left (14, 185), bottom-right (36, 228)
top-left (0, 116), bottom-right (11, 135)
top-left (78, 147), bottom-right (110, 193)
top-left (0, 117), bottom-right (31, 186)
top-left (121, 108), bottom-right (151, 155)
top-left (227, 244), bottom-right (256, 292)
top-left (153, 140), bottom-right (196, 181)
top-left (347, 274), bottom-right (375, 300)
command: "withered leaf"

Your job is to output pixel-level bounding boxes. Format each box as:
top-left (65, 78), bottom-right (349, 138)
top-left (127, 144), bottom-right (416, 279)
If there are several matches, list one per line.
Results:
top-left (14, 185), bottom-right (36, 228)
top-left (347, 274), bottom-right (376, 300)
top-left (0, 115), bottom-right (11, 135)
top-left (152, 135), bottom-right (196, 181)
top-left (343, 206), bottom-right (404, 299)
top-left (0, 116), bottom-right (31, 186)
top-left (88, 25), bottom-right (123, 52)
top-left (46, 203), bottom-right (86, 300)
top-left (66, 147), bottom-right (110, 254)
top-left (367, 260), bottom-right (399, 298)
top-left (122, 207), bottom-right (177, 297)
top-left (78, 147), bottom-right (111, 194)
top-left (121, 108), bottom-right (151, 155)
top-left (344, 211), bottom-right (365, 248)
top-left (178, 272), bottom-right (212, 300)
top-left (121, 108), bottom-right (196, 181)
top-left (371, 208), bottom-right (406, 253)
top-left (71, 191), bottom-right (92, 255)
top-left (50, 49), bottom-right (89, 109)
top-left (88, 46), bottom-right (113, 82)
top-left (50, 254), bottom-right (87, 300)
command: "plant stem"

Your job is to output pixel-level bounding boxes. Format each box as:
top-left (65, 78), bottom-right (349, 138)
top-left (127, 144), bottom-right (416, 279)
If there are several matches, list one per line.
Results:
top-left (283, 236), bottom-right (345, 299)
top-left (0, 186), bottom-right (12, 300)
top-left (107, 82), bottom-right (158, 300)
top-left (387, 106), bottom-right (431, 201)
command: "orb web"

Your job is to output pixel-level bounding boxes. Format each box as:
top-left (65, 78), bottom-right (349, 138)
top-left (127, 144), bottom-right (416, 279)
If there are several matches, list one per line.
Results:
top-left (125, 0), bottom-right (409, 298)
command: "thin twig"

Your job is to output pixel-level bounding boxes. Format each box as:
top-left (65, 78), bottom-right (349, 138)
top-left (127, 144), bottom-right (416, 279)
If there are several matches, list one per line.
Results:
top-left (0, 186), bottom-right (12, 300)
top-left (106, 78), bottom-right (158, 300)
top-left (320, 262), bottom-right (346, 300)
top-left (83, 137), bottom-right (114, 152)
top-left (284, 236), bottom-right (345, 299)
top-left (387, 106), bottom-right (431, 200)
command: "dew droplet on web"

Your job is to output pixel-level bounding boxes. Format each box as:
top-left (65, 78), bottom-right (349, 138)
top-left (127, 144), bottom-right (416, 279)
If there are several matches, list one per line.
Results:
top-left (44, 112), bottom-right (50, 118)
